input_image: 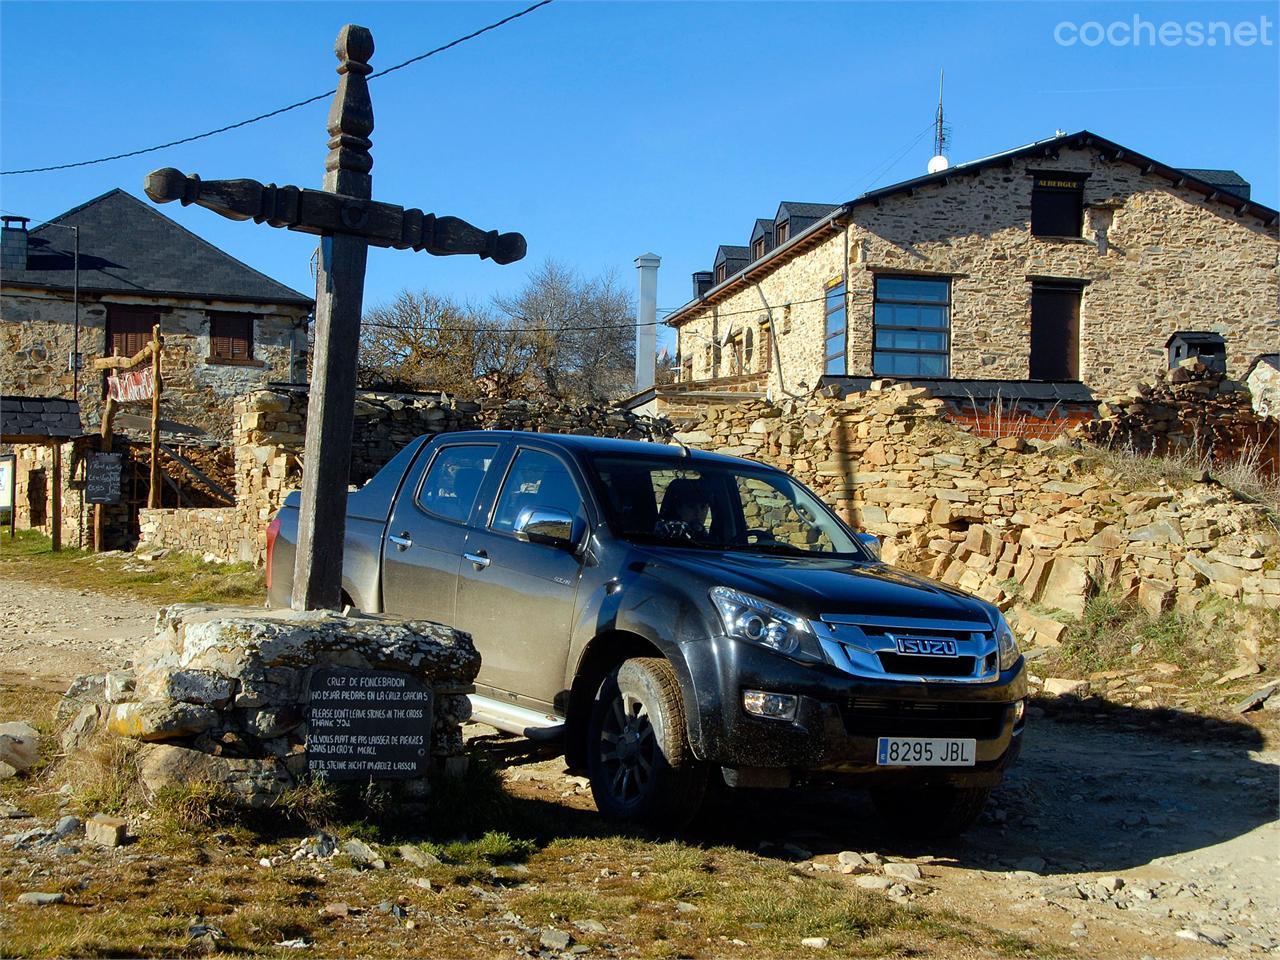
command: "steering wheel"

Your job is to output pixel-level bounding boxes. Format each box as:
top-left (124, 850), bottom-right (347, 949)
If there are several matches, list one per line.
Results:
top-left (744, 528), bottom-right (781, 545)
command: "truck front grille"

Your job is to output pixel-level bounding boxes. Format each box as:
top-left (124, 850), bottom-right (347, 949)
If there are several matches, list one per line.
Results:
top-left (841, 698), bottom-right (1007, 739)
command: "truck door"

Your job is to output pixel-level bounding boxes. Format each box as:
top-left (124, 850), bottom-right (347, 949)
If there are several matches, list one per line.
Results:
top-left (381, 442), bottom-right (501, 625)
top-left (454, 446), bottom-right (588, 710)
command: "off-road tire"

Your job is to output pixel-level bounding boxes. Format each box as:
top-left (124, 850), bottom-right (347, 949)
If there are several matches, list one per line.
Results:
top-left (870, 783), bottom-right (992, 838)
top-left (587, 657), bottom-right (708, 831)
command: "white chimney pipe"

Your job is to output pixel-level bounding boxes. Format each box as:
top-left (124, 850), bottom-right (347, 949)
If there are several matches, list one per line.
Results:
top-left (634, 252), bottom-right (660, 392)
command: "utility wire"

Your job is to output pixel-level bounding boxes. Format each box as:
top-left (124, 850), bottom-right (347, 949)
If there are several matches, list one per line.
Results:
top-left (0, 0), bottom-right (555, 177)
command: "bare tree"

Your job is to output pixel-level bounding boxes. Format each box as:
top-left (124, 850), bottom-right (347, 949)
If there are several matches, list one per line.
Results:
top-left (493, 259), bottom-right (635, 403)
top-left (358, 290), bottom-right (536, 395)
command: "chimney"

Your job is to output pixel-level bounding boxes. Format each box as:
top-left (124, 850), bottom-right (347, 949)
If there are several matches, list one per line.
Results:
top-left (1, 216), bottom-right (30, 272)
top-left (634, 252), bottom-right (661, 393)
top-left (692, 271), bottom-right (714, 298)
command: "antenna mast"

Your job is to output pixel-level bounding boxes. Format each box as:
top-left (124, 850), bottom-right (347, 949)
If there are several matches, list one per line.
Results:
top-left (927, 70), bottom-right (951, 173)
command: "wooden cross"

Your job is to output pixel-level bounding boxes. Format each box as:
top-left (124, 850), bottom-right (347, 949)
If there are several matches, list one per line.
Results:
top-left (144, 24), bottom-right (526, 611)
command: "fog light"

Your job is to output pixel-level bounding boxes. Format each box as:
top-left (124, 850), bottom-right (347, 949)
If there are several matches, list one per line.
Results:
top-left (743, 690), bottom-right (797, 721)
top-left (1013, 698), bottom-right (1026, 724)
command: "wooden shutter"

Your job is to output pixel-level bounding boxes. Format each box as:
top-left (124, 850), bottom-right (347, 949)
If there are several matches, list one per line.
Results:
top-left (209, 312), bottom-right (255, 361)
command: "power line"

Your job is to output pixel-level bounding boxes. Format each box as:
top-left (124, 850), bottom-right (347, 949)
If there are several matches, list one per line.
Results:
top-left (0, 0), bottom-right (555, 177)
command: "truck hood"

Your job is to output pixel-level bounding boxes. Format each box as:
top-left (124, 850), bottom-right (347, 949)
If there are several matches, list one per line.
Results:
top-left (639, 546), bottom-right (995, 626)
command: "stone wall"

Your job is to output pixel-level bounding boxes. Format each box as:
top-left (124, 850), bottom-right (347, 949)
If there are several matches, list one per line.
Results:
top-left (141, 387), bottom-right (675, 566)
top-left (672, 382), bottom-right (1280, 617)
top-left (0, 289), bottom-right (309, 440)
top-left (675, 145), bottom-right (1279, 398)
top-left (137, 507), bottom-right (245, 563)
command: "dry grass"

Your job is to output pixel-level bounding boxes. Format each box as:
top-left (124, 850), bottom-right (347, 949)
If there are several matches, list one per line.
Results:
top-left (1076, 439), bottom-right (1280, 511)
top-left (0, 529), bottom-right (264, 605)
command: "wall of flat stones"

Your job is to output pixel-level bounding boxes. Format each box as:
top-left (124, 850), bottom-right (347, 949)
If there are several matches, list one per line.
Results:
top-left (141, 387), bottom-right (675, 565)
top-left (672, 383), bottom-right (1280, 631)
top-left (676, 146), bottom-right (1279, 398)
top-left (0, 289), bottom-right (309, 440)
top-left (137, 507), bottom-right (246, 563)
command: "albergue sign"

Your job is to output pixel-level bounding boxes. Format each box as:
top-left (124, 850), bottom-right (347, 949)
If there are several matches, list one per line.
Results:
top-left (306, 667), bottom-right (433, 780)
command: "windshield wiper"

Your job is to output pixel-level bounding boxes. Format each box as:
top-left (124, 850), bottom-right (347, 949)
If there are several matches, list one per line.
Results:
top-left (732, 541), bottom-right (818, 557)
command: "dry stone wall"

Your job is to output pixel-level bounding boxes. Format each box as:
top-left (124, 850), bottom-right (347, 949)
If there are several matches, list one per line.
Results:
top-left (672, 382), bottom-right (1280, 629)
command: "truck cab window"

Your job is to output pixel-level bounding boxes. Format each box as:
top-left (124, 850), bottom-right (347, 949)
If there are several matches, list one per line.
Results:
top-left (415, 445), bottom-right (496, 522)
top-left (491, 448), bottom-right (585, 532)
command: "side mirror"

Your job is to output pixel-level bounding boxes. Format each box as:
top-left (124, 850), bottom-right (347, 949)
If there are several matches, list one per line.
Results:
top-left (855, 532), bottom-right (881, 559)
top-left (514, 507), bottom-right (583, 550)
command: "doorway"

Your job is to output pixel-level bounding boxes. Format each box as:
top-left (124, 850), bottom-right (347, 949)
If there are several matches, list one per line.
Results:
top-left (1029, 283), bottom-right (1082, 380)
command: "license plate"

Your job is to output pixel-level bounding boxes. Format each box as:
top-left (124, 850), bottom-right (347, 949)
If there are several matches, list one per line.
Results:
top-left (876, 737), bottom-right (976, 766)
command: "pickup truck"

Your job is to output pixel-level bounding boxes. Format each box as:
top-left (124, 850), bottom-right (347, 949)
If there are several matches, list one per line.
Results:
top-left (267, 431), bottom-right (1026, 834)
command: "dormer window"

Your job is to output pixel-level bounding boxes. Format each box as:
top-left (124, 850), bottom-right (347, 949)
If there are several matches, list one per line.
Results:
top-left (752, 237), bottom-right (766, 260)
top-left (715, 263), bottom-right (728, 284)
top-left (775, 220), bottom-right (791, 244)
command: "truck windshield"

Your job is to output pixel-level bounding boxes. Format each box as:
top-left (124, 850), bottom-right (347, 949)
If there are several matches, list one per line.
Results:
top-left (588, 455), bottom-right (866, 557)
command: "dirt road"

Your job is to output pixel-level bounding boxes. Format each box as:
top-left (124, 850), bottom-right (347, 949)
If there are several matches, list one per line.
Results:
top-left (4, 578), bottom-right (1277, 957)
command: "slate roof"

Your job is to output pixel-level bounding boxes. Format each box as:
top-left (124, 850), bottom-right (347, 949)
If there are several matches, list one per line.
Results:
top-left (820, 376), bottom-right (1098, 404)
top-left (1, 396), bottom-right (86, 439)
top-left (776, 201), bottom-right (839, 221)
top-left (714, 245), bottom-right (750, 269)
top-left (750, 218), bottom-right (774, 243)
top-left (1177, 168), bottom-right (1250, 200)
top-left (1, 189), bottom-right (313, 307)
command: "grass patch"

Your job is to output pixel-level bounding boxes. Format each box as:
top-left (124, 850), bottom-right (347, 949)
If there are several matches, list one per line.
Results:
top-left (0, 528), bottom-right (263, 605)
top-left (1075, 441), bottom-right (1280, 512)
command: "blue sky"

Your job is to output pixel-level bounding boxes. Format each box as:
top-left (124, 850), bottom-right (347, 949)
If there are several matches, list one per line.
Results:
top-left (2, 1), bottom-right (1276, 354)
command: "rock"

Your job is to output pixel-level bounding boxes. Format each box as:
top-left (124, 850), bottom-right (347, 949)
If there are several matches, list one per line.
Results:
top-left (1043, 677), bottom-right (1091, 697)
top-left (1038, 558), bottom-right (1091, 617)
top-left (0, 801), bottom-right (31, 818)
top-left (854, 875), bottom-right (894, 890)
top-left (146, 669), bottom-right (236, 707)
top-left (341, 838), bottom-right (386, 869)
top-left (52, 815), bottom-right (81, 839)
top-left (675, 901), bottom-right (697, 913)
top-left (104, 671), bottom-right (136, 703)
top-left (60, 703), bottom-right (102, 753)
top-left (836, 851), bottom-right (867, 868)
top-left (801, 937), bottom-right (831, 948)
top-left (86, 813), bottom-right (129, 847)
top-left (883, 862), bottom-right (923, 882)
top-left (322, 902), bottom-right (353, 917)
top-left (573, 919), bottom-right (606, 934)
top-left (0, 760), bottom-right (17, 780)
top-left (108, 701), bottom-right (219, 741)
top-left (297, 832), bottom-right (338, 859)
top-left (1097, 876), bottom-right (1125, 894)
top-left (137, 743), bottom-right (288, 808)
top-left (1214, 660), bottom-right (1262, 685)
top-left (0, 721), bottom-right (41, 773)
top-left (1235, 681), bottom-right (1279, 714)
top-left (398, 844), bottom-right (440, 869)
top-left (540, 928), bottom-right (574, 950)
top-left (17, 892), bottom-right (65, 905)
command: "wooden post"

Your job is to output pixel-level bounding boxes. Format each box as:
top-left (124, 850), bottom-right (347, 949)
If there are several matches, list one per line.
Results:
top-left (148, 323), bottom-right (162, 509)
top-left (50, 442), bottom-right (62, 552)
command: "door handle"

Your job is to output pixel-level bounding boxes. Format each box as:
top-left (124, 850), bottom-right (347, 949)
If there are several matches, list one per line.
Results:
top-left (463, 551), bottom-right (491, 569)
top-left (388, 532), bottom-right (412, 551)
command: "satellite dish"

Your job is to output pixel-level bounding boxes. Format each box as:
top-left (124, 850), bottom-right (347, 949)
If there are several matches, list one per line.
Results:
top-left (927, 154), bottom-right (950, 174)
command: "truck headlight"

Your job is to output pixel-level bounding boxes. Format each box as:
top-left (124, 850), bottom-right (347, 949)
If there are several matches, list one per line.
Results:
top-left (710, 587), bottom-right (811, 655)
top-left (995, 614), bottom-right (1021, 671)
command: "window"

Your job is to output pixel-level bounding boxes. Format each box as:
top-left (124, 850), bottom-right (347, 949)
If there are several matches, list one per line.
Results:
top-left (1031, 173), bottom-right (1086, 238)
top-left (715, 262), bottom-right (728, 284)
top-left (491, 448), bottom-right (585, 533)
top-left (759, 321), bottom-right (772, 372)
top-left (209, 312), bottom-right (255, 362)
top-left (775, 220), bottom-right (790, 245)
top-left (415, 444), bottom-right (497, 523)
top-left (752, 237), bottom-right (766, 260)
top-left (730, 336), bottom-right (744, 375)
top-left (744, 327), bottom-right (754, 371)
top-left (823, 277), bottom-right (847, 375)
top-left (106, 305), bottom-right (157, 360)
top-left (873, 276), bottom-right (951, 377)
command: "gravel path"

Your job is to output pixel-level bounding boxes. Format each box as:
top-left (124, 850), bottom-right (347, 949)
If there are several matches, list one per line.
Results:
top-left (0, 577), bottom-right (155, 687)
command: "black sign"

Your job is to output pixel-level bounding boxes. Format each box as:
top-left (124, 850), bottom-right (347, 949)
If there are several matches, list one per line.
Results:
top-left (85, 453), bottom-right (123, 505)
top-left (306, 667), bottom-right (433, 780)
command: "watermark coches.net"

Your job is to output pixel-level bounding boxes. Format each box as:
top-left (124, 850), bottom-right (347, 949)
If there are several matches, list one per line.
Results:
top-left (1055, 15), bottom-right (1274, 47)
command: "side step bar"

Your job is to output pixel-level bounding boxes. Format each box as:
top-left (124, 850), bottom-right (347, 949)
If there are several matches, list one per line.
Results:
top-left (469, 694), bottom-right (566, 742)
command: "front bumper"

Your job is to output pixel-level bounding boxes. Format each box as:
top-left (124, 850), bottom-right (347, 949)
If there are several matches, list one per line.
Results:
top-left (681, 635), bottom-right (1026, 786)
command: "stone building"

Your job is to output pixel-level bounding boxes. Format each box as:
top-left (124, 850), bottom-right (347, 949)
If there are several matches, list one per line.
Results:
top-left (666, 130), bottom-right (1278, 403)
top-left (1, 189), bottom-right (313, 441)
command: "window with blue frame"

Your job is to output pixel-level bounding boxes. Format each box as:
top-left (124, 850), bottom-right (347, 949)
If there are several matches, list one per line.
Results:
top-left (873, 276), bottom-right (950, 377)
top-left (823, 277), bottom-right (847, 375)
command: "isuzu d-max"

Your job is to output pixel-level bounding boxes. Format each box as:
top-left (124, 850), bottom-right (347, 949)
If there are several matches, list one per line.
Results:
top-left (268, 432), bottom-right (1026, 833)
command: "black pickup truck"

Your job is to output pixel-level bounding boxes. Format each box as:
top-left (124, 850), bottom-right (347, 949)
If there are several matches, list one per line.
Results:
top-left (267, 432), bottom-right (1027, 833)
